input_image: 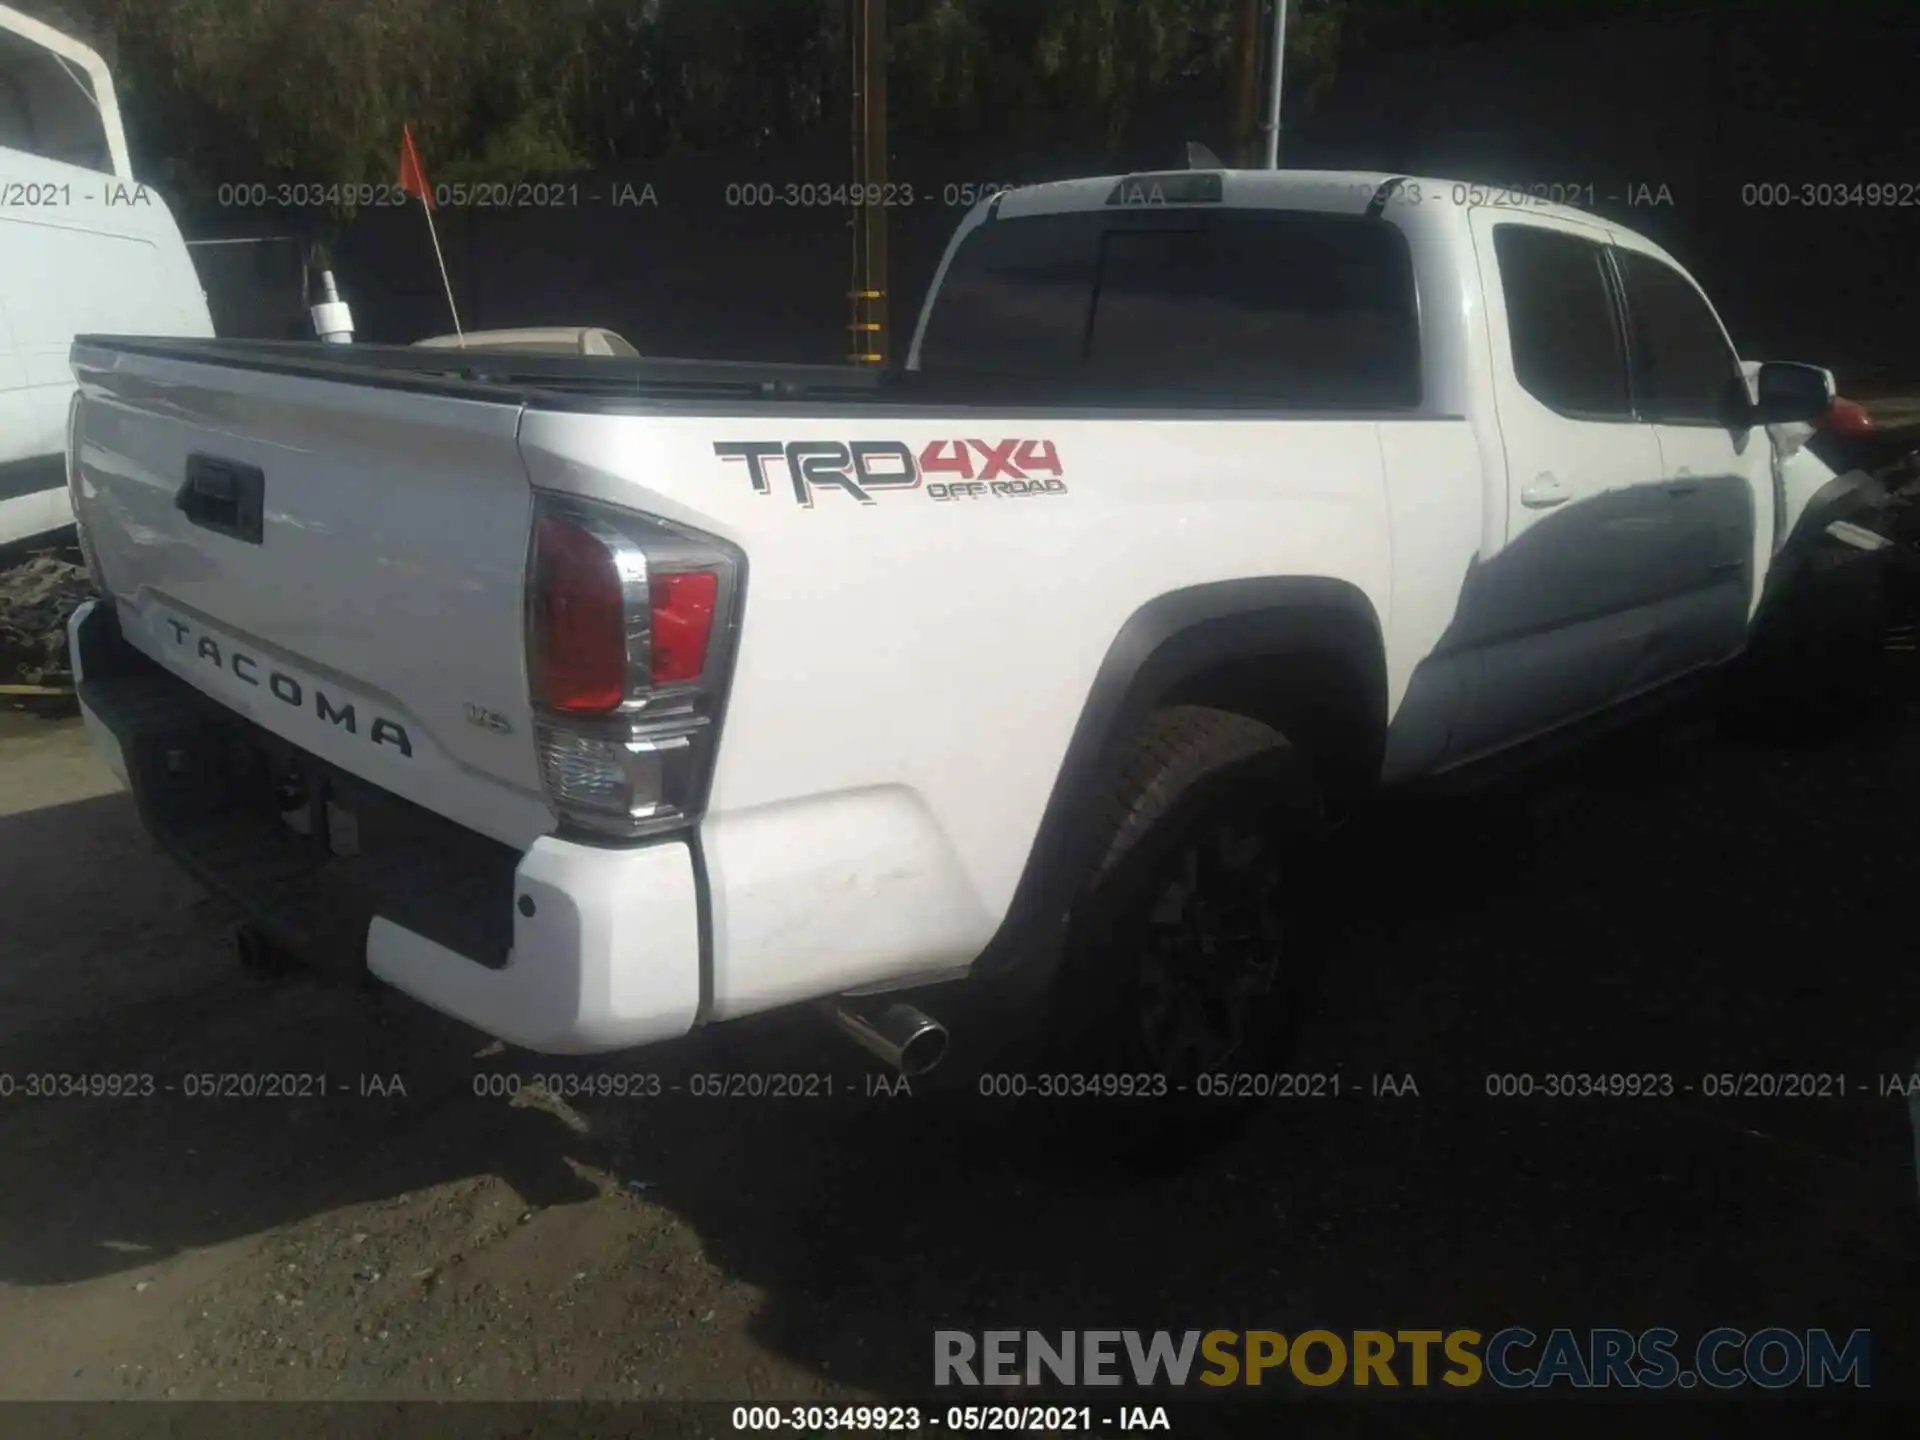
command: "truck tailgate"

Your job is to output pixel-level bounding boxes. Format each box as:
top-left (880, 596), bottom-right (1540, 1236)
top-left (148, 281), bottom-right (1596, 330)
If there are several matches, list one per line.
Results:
top-left (69, 341), bottom-right (552, 850)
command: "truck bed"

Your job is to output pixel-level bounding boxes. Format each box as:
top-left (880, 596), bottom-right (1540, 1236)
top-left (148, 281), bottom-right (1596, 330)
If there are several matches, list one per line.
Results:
top-left (75, 335), bottom-right (1442, 417)
top-left (68, 326), bottom-right (1479, 1033)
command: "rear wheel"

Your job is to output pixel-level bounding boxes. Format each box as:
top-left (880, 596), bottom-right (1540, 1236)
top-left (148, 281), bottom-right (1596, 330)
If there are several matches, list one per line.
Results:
top-left (1024, 706), bottom-right (1324, 1167)
top-left (1725, 543), bottom-right (1892, 737)
top-left (232, 921), bottom-right (299, 980)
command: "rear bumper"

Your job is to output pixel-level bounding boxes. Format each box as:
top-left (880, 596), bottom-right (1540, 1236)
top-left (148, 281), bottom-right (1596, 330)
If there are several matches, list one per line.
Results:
top-left (68, 598), bottom-right (702, 1054)
top-left (366, 835), bottom-right (702, 1055)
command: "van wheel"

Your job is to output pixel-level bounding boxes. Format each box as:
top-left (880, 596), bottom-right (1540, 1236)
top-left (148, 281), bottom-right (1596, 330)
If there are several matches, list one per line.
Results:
top-left (233, 922), bottom-right (299, 979)
top-left (1033, 706), bottom-right (1325, 1168)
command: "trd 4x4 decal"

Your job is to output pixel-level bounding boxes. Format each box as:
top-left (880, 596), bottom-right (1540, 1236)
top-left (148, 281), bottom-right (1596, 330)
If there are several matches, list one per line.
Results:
top-left (714, 439), bottom-right (1068, 507)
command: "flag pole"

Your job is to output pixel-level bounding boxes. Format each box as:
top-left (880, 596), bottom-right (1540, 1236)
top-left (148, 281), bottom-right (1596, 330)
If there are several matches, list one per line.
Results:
top-left (418, 196), bottom-right (463, 345)
top-left (400, 124), bottom-right (463, 345)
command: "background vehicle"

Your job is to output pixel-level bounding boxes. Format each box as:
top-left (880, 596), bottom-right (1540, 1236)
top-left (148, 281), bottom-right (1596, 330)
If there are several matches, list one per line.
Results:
top-left (0, 1), bottom-right (211, 548)
top-left (1728, 360), bottom-right (1916, 719)
top-left (414, 326), bottom-right (641, 356)
top-left (65, 169), bottom-right (1842, 1141)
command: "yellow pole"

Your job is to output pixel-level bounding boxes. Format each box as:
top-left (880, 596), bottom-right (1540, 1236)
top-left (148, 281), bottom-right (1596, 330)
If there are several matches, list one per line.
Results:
top-left (849, 0), bottom-right (889, 365)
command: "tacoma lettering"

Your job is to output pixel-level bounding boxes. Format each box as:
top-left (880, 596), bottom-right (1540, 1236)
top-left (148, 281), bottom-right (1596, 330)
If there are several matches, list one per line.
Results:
top-left (315, 691), bottom-right (356, 734)
top-left (163, 617), bottom-right (412, 758)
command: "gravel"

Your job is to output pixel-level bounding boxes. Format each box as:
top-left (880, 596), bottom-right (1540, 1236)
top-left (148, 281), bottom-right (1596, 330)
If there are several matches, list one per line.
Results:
top-left (0, 551), bottom-right (92, 689)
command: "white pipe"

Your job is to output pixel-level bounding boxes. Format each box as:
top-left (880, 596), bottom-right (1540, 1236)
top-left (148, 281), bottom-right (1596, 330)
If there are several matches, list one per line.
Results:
top-left (310, 270), bottom-right (354, 344)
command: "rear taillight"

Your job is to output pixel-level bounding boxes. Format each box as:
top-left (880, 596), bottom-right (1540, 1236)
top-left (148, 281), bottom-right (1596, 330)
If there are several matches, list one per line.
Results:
top-left (647, 571), bottom-right (719, 684)
top-left (529, 514), bottom-right (631, 712)
top-left (525, 494), bottom-right (742, 841)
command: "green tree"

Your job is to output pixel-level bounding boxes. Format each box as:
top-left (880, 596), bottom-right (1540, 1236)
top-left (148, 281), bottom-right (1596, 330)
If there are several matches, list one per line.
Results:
top-left (10, 0), bottom-right (1355, 203)
top-left (892, 0), bottom-right (1346, 145)
top-left (15, 0), bottom-right (601, 202)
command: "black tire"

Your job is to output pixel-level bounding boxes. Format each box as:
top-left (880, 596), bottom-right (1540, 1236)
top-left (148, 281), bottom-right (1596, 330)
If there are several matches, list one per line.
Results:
top-left (1803, 545), bottom-right (1892, 692)
top-left (1020, 705), bottom-right (1325, 1168)
top-left (1725, 544), bottom-right (1891, 738)
top-left (233, 922), bottom-right (299, 980)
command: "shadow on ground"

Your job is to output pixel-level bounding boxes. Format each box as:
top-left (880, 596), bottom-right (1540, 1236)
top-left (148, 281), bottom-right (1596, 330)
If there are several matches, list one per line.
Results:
top-left (617, 699), bottom-right (1920, 1412)
top-left (1, 695), bottom-right (1917, 1419)
top-left (0, 788), bottom-right (601, 1289)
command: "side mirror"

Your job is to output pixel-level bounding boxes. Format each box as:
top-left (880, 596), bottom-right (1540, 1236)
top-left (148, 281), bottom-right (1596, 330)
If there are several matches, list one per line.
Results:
top-left (1751, 361), bottom-right (1836, 425)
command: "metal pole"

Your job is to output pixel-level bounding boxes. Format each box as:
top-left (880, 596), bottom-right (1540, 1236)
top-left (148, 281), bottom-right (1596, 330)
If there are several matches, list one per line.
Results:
top-left (1231, 0), bottom-right (1262, 166)
top-left (1262, 0), bottom-right (1288, 169)
top-left (848, 0), bottom-right (889, 366)
top-left (865, 0), bottom-right (889, 364)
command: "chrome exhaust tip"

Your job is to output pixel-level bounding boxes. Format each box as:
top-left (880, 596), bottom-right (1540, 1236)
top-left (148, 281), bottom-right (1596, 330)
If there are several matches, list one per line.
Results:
top-left (824, 997), bottom-right (949, 1077)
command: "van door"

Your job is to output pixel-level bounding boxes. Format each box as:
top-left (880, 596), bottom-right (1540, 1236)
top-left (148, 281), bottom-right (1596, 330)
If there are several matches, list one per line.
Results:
top-left (0, 246), bottom-right (67, 541)
top-left (0, 203), bottom-right (187, 541)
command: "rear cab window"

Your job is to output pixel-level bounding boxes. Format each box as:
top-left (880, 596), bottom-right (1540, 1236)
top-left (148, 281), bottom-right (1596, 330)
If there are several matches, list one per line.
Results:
top-left (1490, 223), bottom-right (1632, 421)
top-left (917, 205), bottom-right (1422, 409)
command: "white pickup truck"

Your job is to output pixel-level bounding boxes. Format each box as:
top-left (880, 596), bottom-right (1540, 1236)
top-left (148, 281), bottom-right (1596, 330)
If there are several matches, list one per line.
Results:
top-left (64, 168), bottom-right (1876, 1102)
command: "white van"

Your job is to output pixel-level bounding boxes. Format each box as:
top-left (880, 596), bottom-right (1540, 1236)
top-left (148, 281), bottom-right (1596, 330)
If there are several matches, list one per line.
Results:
top-left (0, 2), bottom-right (211, 546)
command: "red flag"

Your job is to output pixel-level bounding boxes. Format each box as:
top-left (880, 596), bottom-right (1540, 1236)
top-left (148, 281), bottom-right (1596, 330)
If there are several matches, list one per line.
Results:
top-left (398, 124), bottom-right (433, 208)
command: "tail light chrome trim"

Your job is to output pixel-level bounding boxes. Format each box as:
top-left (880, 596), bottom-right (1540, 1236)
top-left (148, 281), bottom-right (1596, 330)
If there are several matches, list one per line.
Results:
top-left (525, 492), bottom-right (745, 843)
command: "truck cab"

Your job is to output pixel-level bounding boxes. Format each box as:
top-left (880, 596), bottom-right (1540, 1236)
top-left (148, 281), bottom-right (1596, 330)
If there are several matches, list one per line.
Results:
top-left (909, 170), bottom-right (1834, 773)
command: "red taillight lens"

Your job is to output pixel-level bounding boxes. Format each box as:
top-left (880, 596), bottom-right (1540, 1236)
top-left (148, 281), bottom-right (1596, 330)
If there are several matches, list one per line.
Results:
top-left (649, 570), bottom-right (719, 683)
top-left (1819, 397), bottom-right (1876, 436)
top-left (531, 514), bottom-right (627, 713)
top-left (526, 495), bottom-right (740, 840)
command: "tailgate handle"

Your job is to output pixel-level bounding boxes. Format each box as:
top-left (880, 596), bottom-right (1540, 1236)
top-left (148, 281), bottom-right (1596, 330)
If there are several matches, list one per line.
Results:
top-left (177, 455), bottom-right (265, 544)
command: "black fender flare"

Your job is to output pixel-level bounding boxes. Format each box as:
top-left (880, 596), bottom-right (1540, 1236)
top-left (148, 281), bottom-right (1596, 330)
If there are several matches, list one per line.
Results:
top-left (967, 576), bottom-right (1386, 985)
top-left (1759, 467), bottom-right (1891, 616)
top-left (1787, 468), bottom-right (1888, 551)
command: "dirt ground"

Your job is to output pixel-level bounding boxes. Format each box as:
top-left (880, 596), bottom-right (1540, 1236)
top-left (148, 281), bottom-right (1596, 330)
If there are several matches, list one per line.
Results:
top-left (2, 681), bottom-right (1919, 1426)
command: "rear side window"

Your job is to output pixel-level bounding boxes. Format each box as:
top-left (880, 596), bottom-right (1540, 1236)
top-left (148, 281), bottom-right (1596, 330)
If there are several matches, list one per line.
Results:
top-left (0, 31), bottom-right (113, 173)
top-left (918, 208), bottom-right (1421, 409)
top-left (1613, 249), bottom-right (1742, 426)
top-left (915, 212), bottom-right (1099, 376)
top-left (0, 69), bottom-right (32, 151)
top-left (1492, 224), bottom-right (1630, 421)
